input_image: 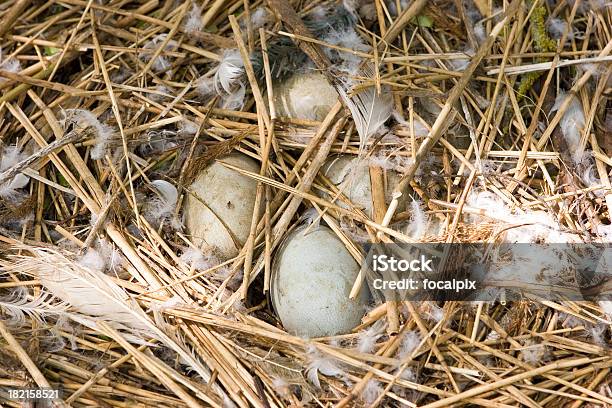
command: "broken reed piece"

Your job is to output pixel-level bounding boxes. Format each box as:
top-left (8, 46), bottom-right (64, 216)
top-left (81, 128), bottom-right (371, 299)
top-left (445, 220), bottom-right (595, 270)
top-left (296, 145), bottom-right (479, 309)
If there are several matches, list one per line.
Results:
top-left (370, 160), bottom-right (400, 336)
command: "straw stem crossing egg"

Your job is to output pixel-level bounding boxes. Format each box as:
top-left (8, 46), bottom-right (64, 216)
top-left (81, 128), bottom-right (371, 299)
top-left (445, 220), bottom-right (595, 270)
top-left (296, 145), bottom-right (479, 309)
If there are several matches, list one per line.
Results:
top-left (184, 153), bottom-right (260, 259)
top-left (271, 224), bottom-right (369, 338)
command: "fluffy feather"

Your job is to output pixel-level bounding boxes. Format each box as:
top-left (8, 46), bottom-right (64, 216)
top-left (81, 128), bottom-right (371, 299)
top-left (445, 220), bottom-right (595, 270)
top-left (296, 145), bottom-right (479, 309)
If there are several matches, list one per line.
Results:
top-left (371, 148), bottom-right (415, 175)
top-left (361, 379), bottom-right (382, 405)
top-left (486, 330), bottom-right (501, 341)
top-left (449, 48), bottom-right (475, 71)
top-left (183, 2), bottom-right (203, 34)
top-left (398, 367), bottom-right (417, 382)
top-left (474, 23), bottom-right (486, 43)
top-left (180, 247), bottom-right (219, 270)
top-left (223, 395), bottom-right (238, 408)
top-left (76, 238), bottom-right (124, 273)
top-left (214, 49), bottom-right (245, 95)
top-left (0, 175), bottom-right (29, 200)
top-left (61, 109), bottom-right (114, 160)
top-left (148, 84), bottom-right (171, 102)
top-left (0, 46), bottom-right (21, 83)
top-left (178, 119), bottom-right (199, 136)
top-left (547, 17), bottom-right (574, 40)
top-left (196, 76), bottom-right (215, 97)
top-left (0, 144), bottom-right (30, 199)
top-left (305, 344), bottom-right (348, 388)
top-left (580, 161), bottom-right (604, 196)
top-left (368, 152), bottom-right (397, 170)
top-left (78, 248), bottom-right (106, 272)
top-left (467, 190), bottom-right (578, 243)
top-left (422, 301), bottom-right (444, 322)
top-left (110, 67), bottom-right (132, 83)
top-left (599, 301), bottom-right (612, 320)
top-left (407, 199), bottom-right (428, 239)
top-left (144, 180), bottom-right (182, 229)
top-left (520, 340), bottom-right (546, 364)
top-left (272, 377), bottom-right (291, 399)
top-left (0, 144), bottom-right (27, 169)
top-left (558, 312), bottom-right (583, 329)
top-left (249, 7), bottom-right (270, 29)
top-left (221, 83), bottom-right (246, 110)
top-left (151, 295), bottom-right (187, 311)
top-left (323, 27), bottom-right (369, 74)
top-left (589, 324), bottom-right (606, 346)
top-left (42, 328), bottom-right (68, 353)
top-left (357, 320), bottom-right (385, 353)
top-left (508, 210), bottom-right (574, 243)
top-left (399, 330), bottom-right (422, 359)
top-left (96, 238), bottom-right (124, 271)
top-left (391, 111), bottom-right (429, 137)
top-left (140, 34), bottom-right (178, 73)
top-left (151, 180), bottom-right (178, 205)
top-left (467, 190), bottom-right (515, 222)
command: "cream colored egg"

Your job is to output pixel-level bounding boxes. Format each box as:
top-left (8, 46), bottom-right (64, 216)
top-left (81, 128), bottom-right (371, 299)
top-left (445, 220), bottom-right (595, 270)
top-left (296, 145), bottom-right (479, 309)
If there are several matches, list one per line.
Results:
top-left (271, 71), bottom-right (338, 121)
top-left (184, 153), bottom-right (260, 259)
top-left (323, 155), bottom-right (403, 217)
top-left (271, 225), bottom-right (369, 338)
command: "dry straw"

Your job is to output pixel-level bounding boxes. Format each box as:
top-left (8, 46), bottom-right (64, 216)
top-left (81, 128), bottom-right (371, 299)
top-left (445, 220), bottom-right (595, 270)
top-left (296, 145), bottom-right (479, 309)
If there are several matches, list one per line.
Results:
top-left (0, 0), bottom-right (611, 407)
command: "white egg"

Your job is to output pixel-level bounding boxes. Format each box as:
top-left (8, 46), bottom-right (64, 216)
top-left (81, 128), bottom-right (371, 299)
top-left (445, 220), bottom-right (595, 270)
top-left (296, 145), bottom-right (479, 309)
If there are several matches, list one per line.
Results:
top-left (271, 225), bottom-right (369, 338)
top-left (271, 71), bottom-right (338, 121)
top-left (322, 155), bottom-right (403, 218)
top-left (184, 153), bottom-right (260, 259)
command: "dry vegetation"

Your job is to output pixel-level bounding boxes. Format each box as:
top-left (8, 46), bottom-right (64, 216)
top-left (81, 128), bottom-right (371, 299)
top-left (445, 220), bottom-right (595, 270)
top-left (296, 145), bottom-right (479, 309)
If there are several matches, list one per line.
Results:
top-left (0, 0), bottom-right (611, 406)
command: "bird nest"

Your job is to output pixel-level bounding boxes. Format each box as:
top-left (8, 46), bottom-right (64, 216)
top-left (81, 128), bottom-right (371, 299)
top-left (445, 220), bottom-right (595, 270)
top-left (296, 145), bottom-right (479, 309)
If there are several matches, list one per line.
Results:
top-left (0, 0), bottom-right (611, 407)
